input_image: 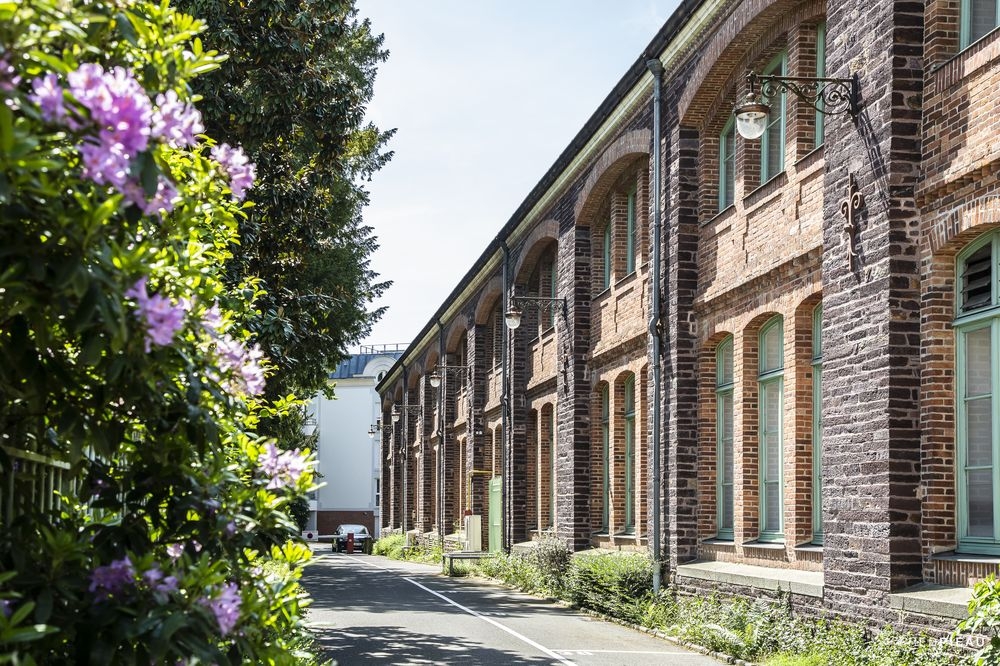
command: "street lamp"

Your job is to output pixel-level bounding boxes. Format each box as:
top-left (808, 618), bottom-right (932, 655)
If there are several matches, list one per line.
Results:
top-left (733, 71), bottom-right (860, 140)
top-left (367, 419), bottom-right (382, 439)
top-left (504, 296), bottom-right (567, 330)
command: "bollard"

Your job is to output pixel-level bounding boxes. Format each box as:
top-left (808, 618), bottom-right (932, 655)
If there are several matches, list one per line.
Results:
top-left (347, 532), bottom-right (354, 554)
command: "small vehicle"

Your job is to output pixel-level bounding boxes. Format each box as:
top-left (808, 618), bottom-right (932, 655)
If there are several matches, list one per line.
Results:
top-left (333, 524), bottom-right (370, 552)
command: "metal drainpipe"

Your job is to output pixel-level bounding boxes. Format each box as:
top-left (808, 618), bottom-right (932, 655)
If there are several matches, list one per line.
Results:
top-left (401, 366), bottom-right (409, 536)
top-left (646, 57), bottom-right (664, 595)
top-left (437, 321), bottom-right (446, 546)
top-left (501, 241), bottom-right (511, 553)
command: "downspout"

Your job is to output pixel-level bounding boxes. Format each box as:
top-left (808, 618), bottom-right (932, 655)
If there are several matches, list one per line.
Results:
top-left (646, 57), bottom-right (664, 595)
top-left (402, 366), bottom-right (409, 535)
top-left (501, 241), bottom-right (511, 553)
top-left (437, 321), bottom-right (446, 546)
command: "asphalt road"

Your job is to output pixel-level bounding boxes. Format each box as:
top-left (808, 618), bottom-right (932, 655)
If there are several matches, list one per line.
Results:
top-left (301, 550), bottom-right (721, 665)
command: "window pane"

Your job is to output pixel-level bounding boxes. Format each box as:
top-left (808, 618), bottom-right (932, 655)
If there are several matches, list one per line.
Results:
top-left (721, 126), bottom-right (735, 209)
top-left (969, 468), bottom-right (995, 538)
top-left (718, 339), bottom-right (734, 386)
top-left (969, 0), bottom-right (999, 44)
top-left (967, 327), bottom-right (993, 397)
top-left (603, 224), bottom-right (612, 288)
top-left (720, 392), bottom-right (734, 486)
top-left (764, 482), bottom-right (781, 533)
top-left (761, 321), bottom-right (783, 373)
top-left (721, 485), bottom-right (734, 530)
top-left (968, 398), bottom-right (993, 467)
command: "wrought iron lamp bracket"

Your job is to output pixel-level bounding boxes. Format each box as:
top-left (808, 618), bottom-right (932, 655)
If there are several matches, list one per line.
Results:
top-left (750, 72), bottom-right (860, 117)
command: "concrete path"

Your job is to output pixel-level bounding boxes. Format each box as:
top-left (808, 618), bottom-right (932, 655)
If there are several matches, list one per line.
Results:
top-left (301, 550), bottom-right (721, 665)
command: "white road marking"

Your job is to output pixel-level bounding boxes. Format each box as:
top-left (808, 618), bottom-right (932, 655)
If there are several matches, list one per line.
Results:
top-left (554, 650), bottom-right (694, 655)
top-left (403, 577), bottom-right (577, 666)
top-left (345, 555), bottom-right (392, 570)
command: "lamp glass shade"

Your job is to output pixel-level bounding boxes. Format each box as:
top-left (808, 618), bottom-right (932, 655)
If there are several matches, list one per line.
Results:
top-left (735, 100), bottom-right (770, 140)
top-left (368, 428), bottom-right (375, 440)
top-left (429, 372), bottom-right (441, 388)
top-left (391, 410), bottom-right (400, 423)
top-left (504, 306), bottom-right (522, 330)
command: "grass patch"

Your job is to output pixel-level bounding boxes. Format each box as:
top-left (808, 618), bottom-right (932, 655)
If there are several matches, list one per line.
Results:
top-left (468, 546), bottom-right (958, 665)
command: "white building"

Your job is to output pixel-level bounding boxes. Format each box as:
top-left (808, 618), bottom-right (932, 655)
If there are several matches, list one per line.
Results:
top-left (308, 344), bottom-right (404, 537)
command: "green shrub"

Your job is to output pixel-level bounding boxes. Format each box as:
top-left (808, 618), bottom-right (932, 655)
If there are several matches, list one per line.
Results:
top-left (372, 534), bottom-right (405, 559)
top-left (566, 550), bottom-right (653, 624)
top-left (956, 573), bottom-right (1000, 665)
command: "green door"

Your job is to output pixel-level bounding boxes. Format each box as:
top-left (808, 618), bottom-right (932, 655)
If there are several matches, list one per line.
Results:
top-left (488, 476), bottom-right (502, 552)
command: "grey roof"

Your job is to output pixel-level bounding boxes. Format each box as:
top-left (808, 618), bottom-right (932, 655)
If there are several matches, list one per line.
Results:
top-left (330, 350), bottom-right (405, 380)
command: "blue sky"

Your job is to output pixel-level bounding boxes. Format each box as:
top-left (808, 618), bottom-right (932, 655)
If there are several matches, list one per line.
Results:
top-left (357, 1), bottom-right (680, 348)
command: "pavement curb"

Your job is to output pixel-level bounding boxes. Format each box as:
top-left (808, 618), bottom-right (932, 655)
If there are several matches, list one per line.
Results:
top-left (449, 571), bottom-right (755, 665)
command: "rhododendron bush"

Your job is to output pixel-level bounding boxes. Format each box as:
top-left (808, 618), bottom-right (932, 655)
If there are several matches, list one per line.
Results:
top-left (0, 1), bottom-right (319, 662)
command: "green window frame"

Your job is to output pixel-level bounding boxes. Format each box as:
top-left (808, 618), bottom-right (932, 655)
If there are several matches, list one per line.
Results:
top-left (761, 52), bottom-right (787, 183)
top-left (624, 375), bottom-right (636, 533)
top-left (961, 0), bottom-right (1000, 49)
top-left (626, 185), bottom-right (637, 274)
top-left (812, 304), bottom-right (824, 544)
top-left (717, 337), bottom-right (735, 539)
top-left (719, 117), bottom-right (736, 210)
top-left (956, 232), bottom-right (1000, 554)
top-left (815, 23), bottom-right (826, 149)
top-left (601, 385), bottom-right (610, 532)
top-left (759, 316), bottom-right (784, 542)
top-left (602, 222), bottom-right (612, 290)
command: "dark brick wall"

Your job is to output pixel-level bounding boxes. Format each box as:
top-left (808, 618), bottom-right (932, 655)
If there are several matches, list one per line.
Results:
top-left (820, 0), bottom-right (924, 620)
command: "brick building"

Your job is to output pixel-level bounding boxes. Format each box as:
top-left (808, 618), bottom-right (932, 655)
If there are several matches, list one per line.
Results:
top-left (376, 0), bottom-right (1000, 632)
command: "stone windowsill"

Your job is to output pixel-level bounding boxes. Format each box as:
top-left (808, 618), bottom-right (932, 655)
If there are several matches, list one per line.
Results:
top-left (795, 543), bottom-right (823, 554)
top-left (700, 538), bottom-right (736, 547)
top-left (742, 540), bottom-right (786, 550)
top-left (888, 583), bottom-right (972, 620)
top-left (676, 560), bottom-right (823, 598)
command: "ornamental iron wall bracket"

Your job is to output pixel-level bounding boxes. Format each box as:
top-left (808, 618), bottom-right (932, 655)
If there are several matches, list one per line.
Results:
top-left (749, 72), bottom-right (860, 117)
top-left (839, 173), bottom-right (864, 259)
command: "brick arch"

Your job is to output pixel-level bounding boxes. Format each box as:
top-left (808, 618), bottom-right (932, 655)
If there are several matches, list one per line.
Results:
top-left (444, 315), bottom-right (469, 353)
top-left (390, 382), bottom-right (404, 403)
top-left (473, 275), bottom-right (504, 326)
top-left (406, 361), bottom-right (425, 390)
top-left (574, 130), bottom-right (651, 225)
top-left (511, 219), bottom-right (559, 284)
top-left (421, 347), bottom-right (440, 374)
top-left (678, 0), bottom-right (825, 127)
top-left (927, 194), bottom-right (1000, 255)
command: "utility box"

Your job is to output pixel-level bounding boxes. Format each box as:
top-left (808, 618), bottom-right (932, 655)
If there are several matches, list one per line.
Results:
top-left (463, 515), bottom-right (482, 551)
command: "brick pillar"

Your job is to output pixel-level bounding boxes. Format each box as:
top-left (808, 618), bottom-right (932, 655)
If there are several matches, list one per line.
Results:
top-left (507, 282), bottom-right (530, 546)
top-left (467, 320), bottom-right (489, 549)
top-left (556, 222), bottom-right (592, 550)
top-left (418, 378), bottom-right (435, 534)
top-left (663, 120), bottom-right (701, 568)
top-left (821, 0), bottom-right (923, 617)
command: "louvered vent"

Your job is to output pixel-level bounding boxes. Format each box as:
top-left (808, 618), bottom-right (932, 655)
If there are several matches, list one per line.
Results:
top-left (962, 243), bottom-right (993, 313)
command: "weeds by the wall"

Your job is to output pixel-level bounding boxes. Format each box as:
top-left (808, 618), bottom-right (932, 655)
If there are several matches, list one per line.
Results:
top-left (469, 547), bottom-right (958, 665)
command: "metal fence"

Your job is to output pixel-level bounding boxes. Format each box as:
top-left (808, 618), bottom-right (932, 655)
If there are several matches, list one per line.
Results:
top-left (1, 446), bottom-right (73, 525)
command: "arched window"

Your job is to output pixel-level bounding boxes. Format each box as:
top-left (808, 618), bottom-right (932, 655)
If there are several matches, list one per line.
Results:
top-left (716, 337), bottom-right (735, 539)
top-left (601, 385), bottom-right (610, 532)
top-left (812, 303), bottom-right (824, 543)
top-left (719, 118), bottom-right (736, 211)
top-left (957, 232), bottom-right (1000, 554)
top-left (602, 222), bottom-right (612, 290)
top-left (759, 316), bottom-right (784, 541)
top-left (760, 52), bottom-right (787, 183)
top-left (624, 375), bottom-right (636, 533)
top-left (626, 184), bottom-right (638, 274)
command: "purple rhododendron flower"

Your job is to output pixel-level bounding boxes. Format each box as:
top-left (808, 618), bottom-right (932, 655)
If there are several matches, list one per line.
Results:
top-left (201, 582), bottom-right (241, 636)
top-left (214, 333), bottom-right (266, 395)
top-left (166, 543), bottom-right (184, 560)
top-left (70, 64), bottom-right (151, 155)
top-left (79, 140), bottom-right (131, 189)
top-left (0, 54), bottom-right (21, 93)
top-left (89, 556), bottom-right (135, 601)
top-left (0, 599), bottom-right (11, 618)
top-left (152, 90), bottom-right (203, 148)
top-left (125, 277), bottom-right (186, 352)
top-left (211, 143), bottom-right (256, 201)
top-left (121, 176), bottom-right (178, 216)
top-left (259, 443), bottom-right (309, 490)
top-left (29, 73), bottom-right (65, 122)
